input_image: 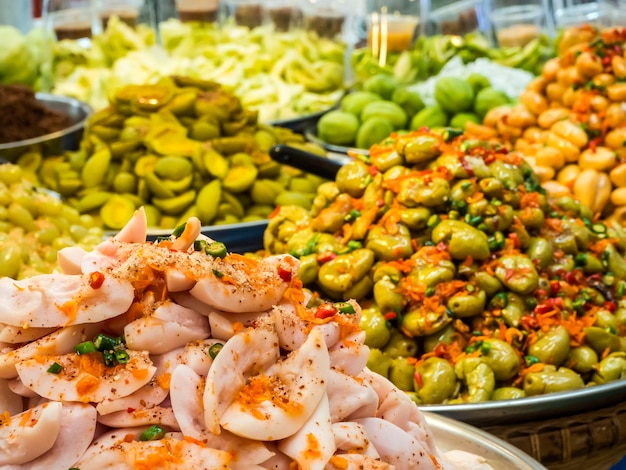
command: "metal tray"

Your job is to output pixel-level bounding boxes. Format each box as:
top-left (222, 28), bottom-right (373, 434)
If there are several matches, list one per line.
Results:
top-left (0, 93), bottom-right (92, 161)
top-left (421, 379), bottom-right (626, 427)
top-left (425, 412), bottom-right (545, 469)
top-left (144, 219), bottom-right (268, 254)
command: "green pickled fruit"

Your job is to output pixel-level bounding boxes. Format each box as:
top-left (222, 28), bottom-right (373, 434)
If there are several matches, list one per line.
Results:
top-left (391, 86), bottom-right (425, 118)
top-left (153, 156), bottom-right (193, 181)
top-left (410, 106), bottom-right (448, 130)
top-left (356, 117), bottom-right (395, 150)
top-left (361, 101), bottom-right (408, 130)
top-left (275, 191), bottom-right (313, 210)
top-left (466, 73), bottom-right (491, 93)
top-left (222, 165), bottom-right (258, 193)
top-left (341, 91), bottom-right (383, 117)
top-left (474, 88), bottom-right (510, 119)
top-left (363, 73), bottom-right (398, 100)
top-left (152, 190), bottom-right (196, 216)
top-left (317, 111), bottom-right (360, 146)
top-left (434, 77), bottom-right (475, 114)
top-left (100, 196), bottom-right (136, 230)
top-left (196, 180), bottom-right (221, 224)
top-left (450, 112), bottom-right (480, 129)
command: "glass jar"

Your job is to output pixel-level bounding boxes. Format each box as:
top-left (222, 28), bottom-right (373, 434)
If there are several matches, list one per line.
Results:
top-left (43, 0), bottom-right (100, 41)
top-left (299, 0), bottom-right (348, 40)
top-left (175, 0), bottom-right (220, 23)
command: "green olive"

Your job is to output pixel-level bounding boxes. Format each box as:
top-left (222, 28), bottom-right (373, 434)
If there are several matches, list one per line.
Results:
top-left (447, 290), bottom-right (486, 318)
top-left (492, 387), bottom-right (526, 400)
top-left (414, 357), bottom-right (457, 404)
top-left (431, 220), bottom-right (490, 261)
top-left (402, 308), bottom-right (451, 337)
top-left (494, 254), bottom-right (539, 295)
top-left (526, 237), bottom-right (553, 269)
top-left (366, 348), bottom-right (392, 378)
top-left (359, 306), bottom-right (392, 349)
top-left (528, 326), bottom-right (571, 366)
top-left (455, 357), bottom-right (495, 403)
top-left (590, 353), bottom-right (626, 384)
top-left (423, 324), bottom-right (459, 353)
top-left (318, 249), bottom-right (375, 294)
top-left (366, 223), bottom-right (414, 261)
top-left (523, 366), bottom-right (585, 396)
top-left (373, 278), bottom-right (404, 317)
top-left (566, 345), bottom-right (599, 374)
top-left (583, 326), bottom-right (622, 355)
top-left (335, 161), bottom-right (370, 198)
top-left (480, 338), bottom-right (521, 381)
top-left (382, 329), bottom-right (419, 358)
top-left (389, 357), bottom-right (416, 391)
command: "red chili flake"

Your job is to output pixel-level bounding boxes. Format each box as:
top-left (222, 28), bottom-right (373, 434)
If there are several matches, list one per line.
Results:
top-left (459, 158), bottom-right (475, 176)
top-left (550, 280), bottom-right (561, 295)
top-left (414, 371), bottom-right (423, 389)
top-left (508, 232), bottom-right (521, 249)
top-left (603, 301), bottom-right (617, 312)
top-left (89, 271), bottom-right (105, 289)
top-left (376, 198), bottom-right (385, 207)
top-left (384, 312), bottom-right (397, 321)
top-left (603, 55), bottom-right (612, 66)
top-left (315, 304), bottom-right (337, 319)
top-left (277, 266), bottom-right (292, 282)
top-left (316, 252), bottom-right (337, 264)
top-left (535, 303), bottom-right (553, 315)
top-left (127, 407), bottom-right (136, 413)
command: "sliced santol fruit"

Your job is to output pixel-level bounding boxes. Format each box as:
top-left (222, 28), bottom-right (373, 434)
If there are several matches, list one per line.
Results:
top-left (0, 402), bottom-right (62, 465)
top-left (15, 350), bottom-right (156, 403)
top-left (218, 328), bottom-right (330, 441)
top-left (0, 272), bottom-right (134, 328)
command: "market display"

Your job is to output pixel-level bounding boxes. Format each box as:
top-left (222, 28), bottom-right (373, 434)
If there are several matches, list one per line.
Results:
top-left (15, 77), bottom-right (326, 231)
top-left (0, 209), bottom-right (494, 469)
top-left (0, 164), bottom-right (101, 280)
top-left (265, 128), bottom-right (626, 404)
top-left (482, 25), bottom-right (626, 226)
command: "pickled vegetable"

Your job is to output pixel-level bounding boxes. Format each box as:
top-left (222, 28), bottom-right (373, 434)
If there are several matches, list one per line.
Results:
top-left (266, 128), bottom-right (626, 403)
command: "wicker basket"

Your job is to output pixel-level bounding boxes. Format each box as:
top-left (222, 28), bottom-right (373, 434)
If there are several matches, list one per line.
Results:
top-left (482, 400), bottom-right (626, 470)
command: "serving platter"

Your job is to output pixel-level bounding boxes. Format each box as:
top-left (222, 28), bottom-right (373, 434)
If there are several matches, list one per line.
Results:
top-left (421, 379), bottom-right (626, 427)
top-left (424, 412), bottom-right (545, 469)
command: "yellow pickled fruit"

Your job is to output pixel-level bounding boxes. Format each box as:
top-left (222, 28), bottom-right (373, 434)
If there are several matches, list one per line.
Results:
top-left (196, 180), bottom-right (221, 225)
top-left (145, 172), bottom-right (176, 199)
top-left (573, 169), bottom-right (611, 214)
top-left (113, 172), bottom-right (137, 194)
top-left (76, 191), bottom-right (113, 214)
top-left (250, 179), bottom-right (282, 205)
top-left (100, 195), bottom-right (136, 230)
top-left (153, 156), bottom-right (194, 181)
top-left (134, 155), bottom-right (159, 178)
top-left (152, 190), bottom-right (196, 216)
top-left (143, 205), bottom-right (162, 227)
top-left (222, 165), bottom-right (258, 193)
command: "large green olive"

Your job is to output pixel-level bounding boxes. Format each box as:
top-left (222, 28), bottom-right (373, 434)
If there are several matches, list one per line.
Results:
top-left (366, 348), bottom-right (392, 378)
top-left (447, 290), bottom-right (486, 318)
top-left (595, 309), bottom-right (619, 331)
top-left (523, 365), bottom-right (585, 396)
top-left (480, 338), bottom-right (521, 381)
top-left (492, 387), bottom-right (526, 400)
top-left (318, 249), bottom-right (375, 293)
top-left (359, 306), bottom-right (391, 349)
top-left (389, 357), bottom-right (416, 391)
top-left (396, 175), bottom-right (450, 208)
top-left (526, 237), bottom-right (553, 269)
top-left (414, 357), bottom-right (457, 404)
top-left (366, 223), bottom-right (414, 261)
top-left (336, 160), bottom-right (370, 198)
top-left (583, 326), bottom-right (622, 355)
top-left (382, 329), bottom-right (419, 358)
top-left (423, 324), bottom-right (459, 353)
top-left (501, 292), bottom-right (526, 328)
top-left (455, 357), bottom-right (495, 403)
top-left (590, 353), bottom-right (626, 384)
top-left (494, 254), bottom-right (539, 295)
top-left (373, 278), bottom-right (404, 316)
top-left (413, 260), bottom-right (456, 287)
top-left (402, 308), bottom-right (451, 337)
top-left (431, 220), bottom-right (490, 261)
top-left (566, 345), bottom-right (599, 374)
top-left (528, 326), bottom-right (571, 366)
top-left (472, 271), bottom-right (503, 296)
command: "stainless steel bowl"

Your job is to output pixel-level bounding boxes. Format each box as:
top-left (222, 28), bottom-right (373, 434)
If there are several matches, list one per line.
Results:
top-left (0, 93), bottom-right (92, 161)
top-left (424, 412), bottom-right (546, 469)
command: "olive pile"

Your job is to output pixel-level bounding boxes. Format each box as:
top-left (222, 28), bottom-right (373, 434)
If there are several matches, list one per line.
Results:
top-left (0, 164), bottom-right (102, 279)
top-left (16, 76), bottom-right (326, 231)
top-left (265, 129), bottom-right (626, 404)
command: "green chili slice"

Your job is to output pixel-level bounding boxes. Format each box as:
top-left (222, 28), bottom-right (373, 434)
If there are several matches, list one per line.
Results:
top-left (93, 334), bottom-right (119, 352)
top-left (74, 341), bottom-right (97, 355)
top-left (115, 350), bottom-right (130, 364)
top-left (171, 222), bottom-right (187, 238)
top-left (334, 302), bottom-right (356, 314)
top-left (206, 242), bottom-right (227, 258)
top-left (212, 268), bottom-right (224, 278)
top-left (47, 362), bottom-right (63, 374)
top-left (208, 343), bottom-right (224, 359)
top-left (103, 350), bottom-right (116, 367)
top-left (524, 355), bottom-right (540, 366)
top-left (139, 425), bottom-right (166, 441)
top-left (194, 240), bottom-right (208, 252)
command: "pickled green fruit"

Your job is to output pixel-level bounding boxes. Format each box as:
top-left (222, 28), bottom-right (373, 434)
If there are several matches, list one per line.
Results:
top-left (275, 191), bottom-right (313, 210)
top-left (100, 195), bottom-right (136, 230)
top-left (153, 190), bottom-right (196, 216)
top-left (145, 172), bottom-right (176, 199)
top-left (113, 172), bottom-right (137, 194)
top-left (341, 91), bottom-right (383, 116)
top-left (434, 77), bottom-right (475, 114)
top-left (76, 191), bottom-right (112, 214)
top-left (318, 111), bottom-right (360, 147)
top-left (361, 101), bottom-right (408, 130)
top-left (356, 117), bottom-right (394, 150)
top-left (450, 112), bottom-right (480, 129)
top-left (466, 73), bottom-right (491, 93)
top-left (410, 106), bottom-right (448, 130)
top-left (391, 86), bottom-right (425, 118)
top-left (363, 73), bottom-right (397, 100)
top-left (153, 156), bottom-right (194, 181)
top-left (196, 180), bottom-right (221, 225)
top-left (474, 88), bottom-right (510, 119)
top-left (81, 148), bottom-right (111, 188)
top-left (222, 165), bottom-right (258, 193)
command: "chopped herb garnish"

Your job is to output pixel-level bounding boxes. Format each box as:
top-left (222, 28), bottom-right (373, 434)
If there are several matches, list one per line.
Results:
top-left (212, 268), bottom-right (224, 278)
top-left (171, 222), bottom-right (187, 238)
top-left (139, 425), bottom-right (166, 441)
top-left (47, 362), bottom-right (63, 374)
top-left (114, 350), bottom-right (130, 364)
top-left (206, 242), bottom-right (227, 258)
top-left (208, 343), bottom-right (224, 359)
top-left (334, 302), bottom-right (356, 314)
top-left (74, 341), bottom-right (97, 355)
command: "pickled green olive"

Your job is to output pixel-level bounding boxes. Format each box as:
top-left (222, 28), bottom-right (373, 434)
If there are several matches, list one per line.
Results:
top-left (297, 253), bottom-right (319, 286)
top-left (371, 149), bottom-right (405, 172)
top-left (389, 357), bottom-right (416, 392)
top-left (450, 179), bottom-right (477, 202)
top-left (480, 339), bottom-right (521, 381)
top-left (566, 345), bottom-right (599, 374)
top-left (595, 309), bottom-right (619, 331)
top-left (335, 161), bottom-right (370, 198)
top-left (382, 329), bottom-right (419, 358)
top-left (528, 326), bottom-right (570, 366)
top-left (366, 348), bottom-right (392, 378)
top-left (500, 292), bottom-right (526, 328)
top-left (431, 220), bottom-right (490, 261)
top-left (414, 357), bottom-right (457, 404)
top-left (455, 357), bottom-right (495, 403)
top-left (403, 135), bottom-right (441, 164)
top-left (492, 387), bottom-right (526, 400)
top-left (583, 326), bottom-right (622, 355)
top-left (359, 306), bottom-right (391, 349)
top-left (422, 324), bottom-right (459, 353)
top-left (365, 223), bottom-right (414, 261)
top-left (399, 207), bottom-right (431, 231)
top-left (494, 254), bottom-right (539, 295)
top-left (447, 290), bottom-right (486, 318)
top-left (526, 237), bottom-right (553, 269)
top-left (472, 271), bottom-right (503, 297)
top-left (590, 353), bottom-right (626, 384)
top-left (414, 260), bottom-right (457, 287)
top-left (523, 366), bottom-right (585, 396)
top-left (402, 308), bottom-right (451, 337)
top-left (373, 278), bottom-right (404, 317)
top-left (318, 249), bottom-right (375, 294)
top-left (605, 244), bottom-right (626, 280)
top-left (396, 175), bottom-right (450, 208)
top-left (561, 219), bottom-right (590, 252)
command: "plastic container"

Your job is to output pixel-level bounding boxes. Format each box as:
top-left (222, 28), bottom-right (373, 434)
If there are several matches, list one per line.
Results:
top-left (175, 0), bottom-right (220, 23)
top-left (366, 0), bottom-right (423, 54)
top-left (222, 0), bottom-right (264, 28)
top-left (552, 0), bottom-right (618, 29)
top-left (96, 0), bottom-right (144, 29)
top-left (428, 0), bottom-right (488, 36)
top-left (43, 0), bottom-right (100, 41)
top-left (265, 0), bottom-right (301, 32)
top-left (490, 3), bottom-right (545, 48)
top-left (300, 0), bottom-right (348, 40)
